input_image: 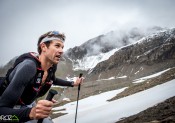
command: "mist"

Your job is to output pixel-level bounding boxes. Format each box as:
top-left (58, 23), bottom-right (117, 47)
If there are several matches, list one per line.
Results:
top-left (0, 0), bottom-right (175, 65)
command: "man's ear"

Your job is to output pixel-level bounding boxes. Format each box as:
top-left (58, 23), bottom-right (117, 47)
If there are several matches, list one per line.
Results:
top-left (40, 43), bottom-right (47, 52)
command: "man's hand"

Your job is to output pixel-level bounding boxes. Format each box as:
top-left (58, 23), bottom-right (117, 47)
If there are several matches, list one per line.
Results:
top-left (29, 100), bottom-right (53, 120)
top-left (73, 76), bottom-right (84, 86)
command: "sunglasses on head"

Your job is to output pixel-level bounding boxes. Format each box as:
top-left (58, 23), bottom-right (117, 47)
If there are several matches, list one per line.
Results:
top-left (40, 31), bottom-right (65, 44)
top-left (47, 31), bottom-right (60, 36)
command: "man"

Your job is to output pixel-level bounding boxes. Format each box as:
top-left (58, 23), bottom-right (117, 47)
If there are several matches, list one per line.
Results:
top-left (0, 31), bottom-right (83, 123)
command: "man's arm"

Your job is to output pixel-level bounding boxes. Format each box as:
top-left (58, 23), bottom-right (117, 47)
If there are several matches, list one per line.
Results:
top-left (53, 77), bottom-right (83, 87)
top-left (54, 78), bottom-right (74, 87)
top-left (0, 60), bottom-right (37, 122)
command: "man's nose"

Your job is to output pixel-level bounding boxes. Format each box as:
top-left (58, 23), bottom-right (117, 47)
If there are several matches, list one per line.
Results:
top-left (59, 47), bottom-right (63, 54)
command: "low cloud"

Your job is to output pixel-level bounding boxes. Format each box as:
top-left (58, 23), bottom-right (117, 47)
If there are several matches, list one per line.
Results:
top-left (0, 0), bottom-right (175, 65)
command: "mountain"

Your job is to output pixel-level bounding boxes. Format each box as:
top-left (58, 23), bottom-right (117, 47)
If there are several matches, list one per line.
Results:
top-left (56, 27), bottom-right (175, 98)
top-left (63, 27), bottom-right (164, 70)
top-left (0, 56), bottom-right (17, 76)
top-left (0, 26), bottom-right (175, 122)
top-left (53, 27), bottom-right (175, 122)
top-left (86, 28), bottom-right (175, 81)
top-left (56, 27), bottom-right (175, 82)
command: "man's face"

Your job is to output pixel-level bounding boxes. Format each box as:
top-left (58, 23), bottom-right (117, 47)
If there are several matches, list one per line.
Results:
top-left (43, 40), bottom-right (64, 64)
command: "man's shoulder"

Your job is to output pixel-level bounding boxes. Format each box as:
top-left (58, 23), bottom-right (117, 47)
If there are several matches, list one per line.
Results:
top-left (22, 59), bottom-right (37, 67)
top-left (15, 52), bottom-right (40, 68)
top-left (17, 59), bottom-right (37, 73)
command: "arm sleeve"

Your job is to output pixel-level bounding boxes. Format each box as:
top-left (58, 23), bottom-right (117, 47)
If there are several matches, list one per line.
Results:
top-left (0, 59), bottom-right (37, 122)
top-left (52, 65), bottom-right (74, 87)
top-left (53, 78), bottom-right (74, 87)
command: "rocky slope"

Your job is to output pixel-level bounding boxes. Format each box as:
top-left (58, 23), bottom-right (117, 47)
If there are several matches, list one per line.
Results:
top-left (62, 27), bottom-right (164, 72)
top-left (87, 28), bottom-right (175, 81)
top-left (116, 96), bottom-right (175, 123)
top-left (51, 28), bottom-right (175, 121)
top-left (0, 27), bottom-right (175, 122)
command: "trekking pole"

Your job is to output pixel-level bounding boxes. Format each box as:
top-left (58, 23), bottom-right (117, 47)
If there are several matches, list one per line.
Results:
top-left (37, 89), bottom-right (58, 123)
top-left (75, 73), bottom-right (83, 123)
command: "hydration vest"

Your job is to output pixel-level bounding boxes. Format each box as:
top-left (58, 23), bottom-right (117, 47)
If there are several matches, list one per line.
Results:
top-left (0, 52), bottom-right (57, 105)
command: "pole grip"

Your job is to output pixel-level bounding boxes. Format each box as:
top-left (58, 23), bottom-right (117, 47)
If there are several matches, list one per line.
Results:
top-left (37, 89), bottom-right (58, 123)
top-left (79, 73), bottom-right (83, 78)
top-left (78, 73), bottom-right (83, 90)
top-left (46, 89), bottom-right (58, 101)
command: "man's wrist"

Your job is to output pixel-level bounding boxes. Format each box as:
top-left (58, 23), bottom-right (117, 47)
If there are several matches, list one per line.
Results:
top-left (29, 107), bottom-right (36, 120)
top-left (71, 81), bottom-right (74, 87)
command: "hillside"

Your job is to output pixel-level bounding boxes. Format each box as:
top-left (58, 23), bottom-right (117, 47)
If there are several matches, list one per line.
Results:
top-left (0, 27), bottom-right (175, 122)
top-left (114, 67), bottom-right (175, 122)
top-left (52, 28), bottom-right (175, 122)
top-left (55, 28), bottom-right (175, 102)
top-left (52, 73), bottom-right (175, 123)
top-left (116, 96), bottom-right (175, 123)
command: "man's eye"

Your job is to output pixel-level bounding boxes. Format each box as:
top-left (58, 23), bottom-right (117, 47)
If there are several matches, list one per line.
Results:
top-left (55, 45), bottom-right (60, 47)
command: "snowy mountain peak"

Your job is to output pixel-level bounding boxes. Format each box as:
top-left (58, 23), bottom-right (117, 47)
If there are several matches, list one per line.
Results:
top-left (64, 27), bottom-right (174, 72)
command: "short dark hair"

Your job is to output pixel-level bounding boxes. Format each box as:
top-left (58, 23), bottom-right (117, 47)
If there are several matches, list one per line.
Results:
top-left (37, 31), bottom-right (65, 54)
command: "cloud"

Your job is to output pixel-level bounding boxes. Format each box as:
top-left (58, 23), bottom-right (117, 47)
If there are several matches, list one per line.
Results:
top-left (0, 0), bottom-right (175, 65)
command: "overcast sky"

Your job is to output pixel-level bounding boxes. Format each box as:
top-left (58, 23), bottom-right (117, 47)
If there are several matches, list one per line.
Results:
top-left (0, 0), bottom-right (175, 65)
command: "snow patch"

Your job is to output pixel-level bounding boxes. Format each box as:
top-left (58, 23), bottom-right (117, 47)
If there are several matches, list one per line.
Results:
top-left (73, 48), bottom-right (119, 70)
top-left (133, 68), bottom-right (171, 83)
top-left (53, 79), bottom-right (175, 123)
